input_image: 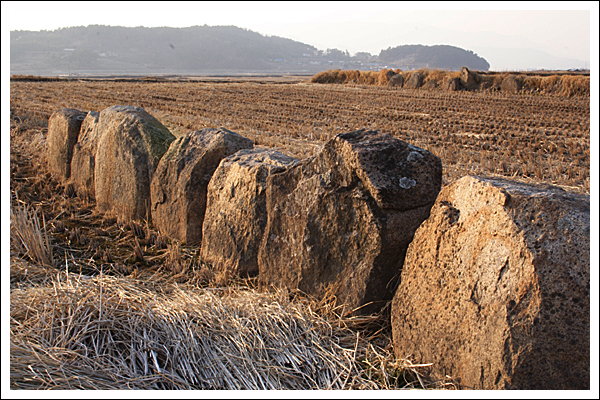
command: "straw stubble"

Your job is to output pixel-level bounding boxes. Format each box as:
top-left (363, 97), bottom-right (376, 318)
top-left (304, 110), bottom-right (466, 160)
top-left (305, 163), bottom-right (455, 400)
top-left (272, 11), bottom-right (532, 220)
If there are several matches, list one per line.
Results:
top-left (10, 271), bottom-right (435, 390)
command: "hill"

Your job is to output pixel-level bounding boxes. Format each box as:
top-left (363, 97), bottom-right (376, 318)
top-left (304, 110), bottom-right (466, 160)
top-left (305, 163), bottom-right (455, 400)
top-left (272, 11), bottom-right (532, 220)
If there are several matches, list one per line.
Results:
top-left (378, 44), bottom-right (490, 71)
top-left (10, 25), bottom-right (490, 76)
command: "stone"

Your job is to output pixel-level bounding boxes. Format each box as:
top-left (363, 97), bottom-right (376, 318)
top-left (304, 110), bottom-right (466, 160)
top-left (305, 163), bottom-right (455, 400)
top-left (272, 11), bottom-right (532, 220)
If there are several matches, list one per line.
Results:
top-left (150, 128), bottom-right (253, 245)
top-left (501, 75), bottom-right (522, 93)
top-left (70, 111), bottom-right (101, 200)
top-left (460, 67), bottom-right (479, 90)
top-left (391, 176), bottom-right (590, 390)
top-left (387, 74), bottom-right (405, 88)
top-left (46, 108), bottom-right (87, 181)
top-left (386, 70), bottom-right (397, 81)
top-left (422, 80), bottom-right (438, 90)
top-left (479, 80), bottom-right (493, 91)
top-left (405, 72), bottom-right (424, 89)
top-left (95, 106), bottom-right (175, 221)
top-left (442, 77), bottom-right (462, 92)
top-left (258, 129), bottom-right (442, 316)
top-left (201, 148), bottom-right (298, 277)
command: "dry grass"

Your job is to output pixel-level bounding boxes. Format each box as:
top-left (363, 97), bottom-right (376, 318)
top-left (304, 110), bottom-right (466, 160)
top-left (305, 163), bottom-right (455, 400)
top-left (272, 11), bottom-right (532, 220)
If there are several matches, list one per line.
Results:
top-left (10, 198), bottom-right (54, 269)
top-left (10, 79), bottom-right (590, 193)
top-left (311, 68), bottom-right (401, 86)
top-left (9, 266), bottom-right (448, 390)
top-left (311, 68), bottom-right (590, 97)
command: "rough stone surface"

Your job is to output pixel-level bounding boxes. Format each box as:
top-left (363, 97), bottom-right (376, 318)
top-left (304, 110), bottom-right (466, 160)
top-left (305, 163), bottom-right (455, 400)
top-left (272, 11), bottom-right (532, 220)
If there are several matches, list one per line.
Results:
top-left (391, 176), bottom-right (590, 390)
top-left (460, 67), bottom-right (479, 90)
top-left (442, 77), bottom-right (462, 92)
top-left (422, 80), bottom-right (438, 90)
top-left (386, 70), bottom-right (397, 81)
top-left (258, 129), bottom-right (442, 315)
top-left (46, 108), bottom-right (87, 181)
top-left (150, 128), bottom-right (253, 244)
top-left (95, 106), bottom-right (175, 221)
top-left (479, 81), bottom-right (493, 91)
top-left (387, 74), bottom-right (405, 88)
top-left (70, 111), bottom-right (101, 199)
top-left (405, 72), bottom-right (424, 89)
top-left (501, 75), bottom-right (522, 93)
top-left (201, 149), bottom-right (298, 276)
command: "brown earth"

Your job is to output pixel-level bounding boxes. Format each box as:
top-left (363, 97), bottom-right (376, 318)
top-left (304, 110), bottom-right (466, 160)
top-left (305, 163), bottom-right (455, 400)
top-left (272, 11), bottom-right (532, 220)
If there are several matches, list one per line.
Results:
top-left (10, 78), bottom-right (589, 195)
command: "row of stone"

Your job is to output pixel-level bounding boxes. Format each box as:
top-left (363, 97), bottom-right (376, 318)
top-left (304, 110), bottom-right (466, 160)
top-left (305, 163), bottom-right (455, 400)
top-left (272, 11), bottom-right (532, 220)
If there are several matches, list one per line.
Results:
top-left (387, 67), bottom-right (523, 93)
top-left (46, 106), bottom-right (589, 389)
top-left (48, 106), bottom-right (442, 316)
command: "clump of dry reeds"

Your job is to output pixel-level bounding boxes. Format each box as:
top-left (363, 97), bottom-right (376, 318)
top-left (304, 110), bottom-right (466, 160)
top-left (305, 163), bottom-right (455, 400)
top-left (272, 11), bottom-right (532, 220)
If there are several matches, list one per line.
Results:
top-left (10, 199), bottom-right (54, 269)
top-left (311, 68), bottom-right (401, 86)
top-left (310, 68), bottom-right (590, 97)
top-left (10, 272), bottom-right (441, 390)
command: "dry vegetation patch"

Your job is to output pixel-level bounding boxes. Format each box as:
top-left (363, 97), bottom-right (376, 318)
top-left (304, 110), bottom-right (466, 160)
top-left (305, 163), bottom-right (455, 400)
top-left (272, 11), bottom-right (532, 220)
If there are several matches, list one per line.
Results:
top-left (311, 68), bottom-right (590, 98)
top-left (10, 268), bottom-right (449, 390)
top-left (10, 79), bottom-right (590, 193)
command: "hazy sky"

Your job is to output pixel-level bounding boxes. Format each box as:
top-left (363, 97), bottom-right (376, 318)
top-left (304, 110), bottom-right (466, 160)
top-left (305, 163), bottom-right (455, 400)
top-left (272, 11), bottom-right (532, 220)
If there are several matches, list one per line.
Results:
top-left (3, 1), bottom-right (597, 70)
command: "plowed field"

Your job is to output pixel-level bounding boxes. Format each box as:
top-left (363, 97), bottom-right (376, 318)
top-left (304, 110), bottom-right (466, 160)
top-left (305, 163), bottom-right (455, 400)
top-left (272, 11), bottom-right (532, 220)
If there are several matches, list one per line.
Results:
top-left (10, 78), bottom-right (590, 193)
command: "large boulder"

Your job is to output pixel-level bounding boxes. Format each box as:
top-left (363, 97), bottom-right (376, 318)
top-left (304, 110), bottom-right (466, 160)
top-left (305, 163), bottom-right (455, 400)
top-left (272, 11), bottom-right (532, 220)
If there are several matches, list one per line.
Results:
top-left (46, 108), bottom-right (87, 181)
top-left (459, 67), bottom-right (479, 90)
top-left (95, 106), bottom-right (175, 221)
top-left (201, 149), bottom-right (299, 277)
top-left (391, 176), bottom-right (590, 390)
top-left (70, 111), bottom-right (100, 200)
top-left (405, 71), bottom-right (424, 89)
top-left (422, 80), bottom-right (438, 91)
top-left (150, 128), bottom-right (253, 245)
top-left (387, 74), bottom-right (405, 88)
top-left (258, 129), bottom-right (442, 315)
top-left (442, 77), bottom-right (462, 92)
top-left (501, 75), bottom-right (522, 93)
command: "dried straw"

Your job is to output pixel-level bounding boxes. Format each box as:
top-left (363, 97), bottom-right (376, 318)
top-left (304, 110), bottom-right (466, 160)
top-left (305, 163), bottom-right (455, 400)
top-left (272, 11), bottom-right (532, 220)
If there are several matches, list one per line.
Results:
top-left (10, 271), bottom-right (435, 390)
top-left (10, 198), bottom-right (54, 269)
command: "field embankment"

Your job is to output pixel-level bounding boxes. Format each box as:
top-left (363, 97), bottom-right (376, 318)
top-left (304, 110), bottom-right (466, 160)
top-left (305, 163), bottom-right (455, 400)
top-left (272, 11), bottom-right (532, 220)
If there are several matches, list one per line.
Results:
top-left (311, 68), bottom-right (590, 97)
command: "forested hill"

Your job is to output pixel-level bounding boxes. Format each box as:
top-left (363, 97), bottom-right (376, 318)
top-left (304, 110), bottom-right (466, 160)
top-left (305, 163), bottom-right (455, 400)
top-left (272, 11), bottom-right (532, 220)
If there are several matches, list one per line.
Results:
top-left (379, 44), bottom-right (490, 71)
top-left (10, 25), bottom-right (490, 75)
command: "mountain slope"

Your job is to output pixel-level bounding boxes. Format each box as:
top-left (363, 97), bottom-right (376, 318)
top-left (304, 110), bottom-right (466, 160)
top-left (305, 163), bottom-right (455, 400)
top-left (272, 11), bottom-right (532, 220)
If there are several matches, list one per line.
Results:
top-left (10, 25), bottom-right (491, 75)
top-left (379, 44), bottom-right (490, 71)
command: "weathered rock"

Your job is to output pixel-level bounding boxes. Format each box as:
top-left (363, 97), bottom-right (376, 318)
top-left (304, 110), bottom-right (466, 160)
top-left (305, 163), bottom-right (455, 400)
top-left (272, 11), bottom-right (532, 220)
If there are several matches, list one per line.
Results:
top-left (460, 67), bottom-right (479, 90)
top-left (258, 129), bottom-right (442, 315)
top-left (391, 176), bottom-right (590, 390)
top-left (387, 74), bottom-right (405, 88)
top-left (422, 80), bottom-right (437, 90)
top-left (95, 106), bottom-right (175, 221)
top-left (150, 128), bottom-right (253, 244)
top-left (201, 149), bottom-right (298, 276)
top-left (46, 108), bottom-right (87, 181)
top-left (405, 72), bottom-right (424, 89)
top-left (479, 80), bottom-right (493, 91)
top-left (442, 77), bottom-right (462, 91)
top-left (501, 75), bottom-right (522, 93)
top-left (70, 111), bottom-right (101, 199)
